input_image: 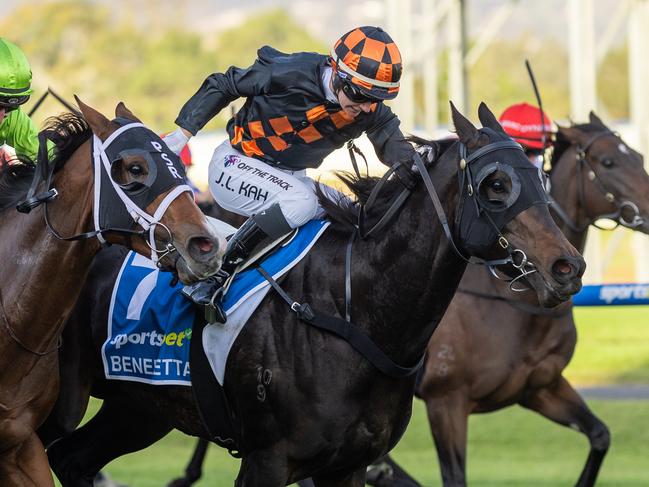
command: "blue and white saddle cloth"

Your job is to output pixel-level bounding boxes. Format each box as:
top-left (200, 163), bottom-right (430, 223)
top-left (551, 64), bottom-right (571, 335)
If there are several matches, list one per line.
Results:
top-left (101, 219), bottom-right (330, 386)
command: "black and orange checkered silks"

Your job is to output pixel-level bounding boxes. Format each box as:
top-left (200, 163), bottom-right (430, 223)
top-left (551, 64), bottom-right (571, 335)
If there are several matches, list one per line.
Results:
top-left (231, 104), bottom-right (378, 158)
top-left (332, 26), bottom-right (402, 98)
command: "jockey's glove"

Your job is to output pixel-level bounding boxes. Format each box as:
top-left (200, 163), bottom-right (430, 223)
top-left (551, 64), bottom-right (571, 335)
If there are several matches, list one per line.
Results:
top-left (393, 163), bottom-right (417, 190)
top-left (162, 127), bottom-right (190, 156)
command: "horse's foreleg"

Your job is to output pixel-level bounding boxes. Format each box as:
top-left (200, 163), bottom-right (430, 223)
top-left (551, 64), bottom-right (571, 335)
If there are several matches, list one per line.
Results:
top-left (234, 448), bottom-right (288, 487)
top-left (366, 454), bottom-right (422, 487)
top-left (0, 431), bottom-right (55, 487)
top-left (166, 437), bottom-right (210, 487)
top-left (519, 375), bottom-right (610, 487)
top-left (426, 391), bottom-right (469, 487)
top-left (312, 468), bottom-right (366, 487)
top-left (48, 398), bottom-right (173, 486)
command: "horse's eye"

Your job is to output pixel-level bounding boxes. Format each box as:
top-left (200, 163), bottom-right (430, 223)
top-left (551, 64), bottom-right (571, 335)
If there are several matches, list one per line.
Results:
top-left (601, 158), bottom-right (614, 168)
top-left (129, 164), bottom-right (145, 176)
top-left (489, 179), bottom-right (506, 193)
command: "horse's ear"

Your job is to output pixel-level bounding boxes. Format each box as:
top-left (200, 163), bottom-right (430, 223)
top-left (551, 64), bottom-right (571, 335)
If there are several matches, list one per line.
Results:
top-left (556, 124), bottom-right (584, 144)
top-left (450, 101), bottom-right (480, 146)
top-left (589, 111), bottom-right (607, 129)
top-left (477, 102), bottom-right (504, 132)
top-left (75, 95), bottom-right (113, 140)
top-left (115, 102), bottom-right (142, 123)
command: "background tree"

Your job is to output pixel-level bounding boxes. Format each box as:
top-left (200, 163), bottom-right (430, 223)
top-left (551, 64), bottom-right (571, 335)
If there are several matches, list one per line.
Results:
top-left (0, 0), bottom-right (630, 132)
top-left (0, 2), bottom-right (325, 131)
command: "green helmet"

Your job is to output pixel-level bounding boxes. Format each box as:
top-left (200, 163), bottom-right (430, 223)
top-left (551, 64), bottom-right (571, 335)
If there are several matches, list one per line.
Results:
top-left (0, 38), bottom-right (33, 98)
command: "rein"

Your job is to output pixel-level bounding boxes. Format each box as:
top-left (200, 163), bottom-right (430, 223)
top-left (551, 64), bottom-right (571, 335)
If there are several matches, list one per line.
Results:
top-left (358, 140), bottom-right (530, 270)
top-left (256, 137), bottom-right (542, 378)
top-left (416, 141), bottom-right (541, 292)
top-left (357, 162), bottom-right (412, 239)
top-left (357, 140), bottom-right (538, 298)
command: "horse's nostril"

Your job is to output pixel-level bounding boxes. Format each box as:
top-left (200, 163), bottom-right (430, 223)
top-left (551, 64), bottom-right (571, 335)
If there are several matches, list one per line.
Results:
top-left (195, 237), bottom-right (214, 254)
top-left (553, 259), bottom-right (574, 277)
top-left (188, 236), bottom-right (216, 259)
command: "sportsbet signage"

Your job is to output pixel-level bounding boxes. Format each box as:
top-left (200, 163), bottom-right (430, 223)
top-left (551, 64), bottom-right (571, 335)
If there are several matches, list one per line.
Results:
top-left (573, 283), bottom-right (649, 306)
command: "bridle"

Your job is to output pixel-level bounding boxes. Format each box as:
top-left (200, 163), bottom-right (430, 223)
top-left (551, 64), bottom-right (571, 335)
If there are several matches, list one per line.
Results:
top-left (8, 120), bottom-right (193, 356)
top-left (17, 121), bottom-right (193, 264)
top-left (548, 130), bottom-right (645, 233)
top-left (459, 128), bottom-right (646, 312)
top-left (356, 133), bottom-right (547, 292)
top-left (261, 132), bottom-right (553, 379)
top-left (450, 137), bottom-right (545, 291)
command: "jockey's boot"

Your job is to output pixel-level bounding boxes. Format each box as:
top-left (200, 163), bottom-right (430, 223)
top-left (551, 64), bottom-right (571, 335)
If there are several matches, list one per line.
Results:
top-left (183, 203), bottom-right (292, 323)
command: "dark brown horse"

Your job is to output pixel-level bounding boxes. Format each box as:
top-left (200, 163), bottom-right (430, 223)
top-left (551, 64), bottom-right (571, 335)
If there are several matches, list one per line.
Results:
top-left (373, 112), bottom-right (649, 487)
top-left (45, 103), bottom-right (585, 487)
top-left (0, 100), bottom-right (225, 486)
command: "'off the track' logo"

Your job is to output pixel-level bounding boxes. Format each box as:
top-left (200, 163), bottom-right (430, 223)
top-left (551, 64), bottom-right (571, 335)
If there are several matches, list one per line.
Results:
top-left (224, 155), bottom-right (240, 168)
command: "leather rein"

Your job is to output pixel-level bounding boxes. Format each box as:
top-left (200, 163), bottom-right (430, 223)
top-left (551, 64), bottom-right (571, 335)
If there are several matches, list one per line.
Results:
top-left (259, 137), bottom-right (536, 378)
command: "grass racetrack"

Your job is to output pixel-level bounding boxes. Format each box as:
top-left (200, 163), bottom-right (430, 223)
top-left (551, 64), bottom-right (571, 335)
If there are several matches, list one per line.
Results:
top-left (54, 306), bottom-right (648, 486)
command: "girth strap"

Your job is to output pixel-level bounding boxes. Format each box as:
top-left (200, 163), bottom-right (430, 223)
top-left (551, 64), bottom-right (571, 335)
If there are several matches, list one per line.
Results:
top-left (255, 267), bottom-right (424, 379)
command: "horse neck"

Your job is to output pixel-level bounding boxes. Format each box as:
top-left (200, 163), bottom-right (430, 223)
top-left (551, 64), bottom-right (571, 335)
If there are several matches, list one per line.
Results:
top-left (0, 140), bottom-right (99, 358)
top-left (550, 146), bottom-right (590, 253)
top-left (352, 153), bottom-right (465, 365)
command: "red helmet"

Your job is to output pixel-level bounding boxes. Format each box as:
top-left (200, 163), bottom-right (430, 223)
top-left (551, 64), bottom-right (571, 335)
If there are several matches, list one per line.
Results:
top-left (179, 144), bottom-right (192, 167)
top-left (331, 26), bottom-right (402, 101)
top-left (162, 132), bottom-right (192, 167)
top-left (498, 103), bottom-right (553, 150)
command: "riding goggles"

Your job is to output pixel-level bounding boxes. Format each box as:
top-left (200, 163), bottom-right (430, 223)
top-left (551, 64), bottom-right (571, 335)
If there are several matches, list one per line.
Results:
top-left (0, 94), bottom-right (30, 111)
top-left (341, 79), bottom-right (379, 104)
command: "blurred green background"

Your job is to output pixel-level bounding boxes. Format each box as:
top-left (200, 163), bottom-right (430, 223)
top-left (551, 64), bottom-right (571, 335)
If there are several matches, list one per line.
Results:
top-left (2, 0), bottom-right (631, 134)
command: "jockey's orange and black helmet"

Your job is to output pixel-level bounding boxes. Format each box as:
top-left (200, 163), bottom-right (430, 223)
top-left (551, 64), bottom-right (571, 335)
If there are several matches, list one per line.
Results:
top-left (331, 26), bottom-right (402, 102)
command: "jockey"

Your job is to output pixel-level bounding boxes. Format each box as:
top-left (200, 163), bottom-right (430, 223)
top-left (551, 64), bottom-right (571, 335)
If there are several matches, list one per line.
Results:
top-left (498, 102), bottom-right (554, 170)
top-left (165, 26), bottom-right (416, 318)
top-left (0, 38), bottom-right (39, 166)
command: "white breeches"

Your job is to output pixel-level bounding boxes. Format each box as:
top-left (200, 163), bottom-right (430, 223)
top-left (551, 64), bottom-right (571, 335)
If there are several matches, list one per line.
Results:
top-left (208, 140), bottom-right (343, 228)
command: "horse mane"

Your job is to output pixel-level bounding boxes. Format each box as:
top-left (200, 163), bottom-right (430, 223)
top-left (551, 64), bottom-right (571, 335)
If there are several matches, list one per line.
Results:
top-left (551, 122), bottom-right (603, 170)
top-left (315, 173), bottom-right (400, 232)
top-left (0, 112), bottom-right (91, 212)
top-left (316, 136), bottom-right (454, 232)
